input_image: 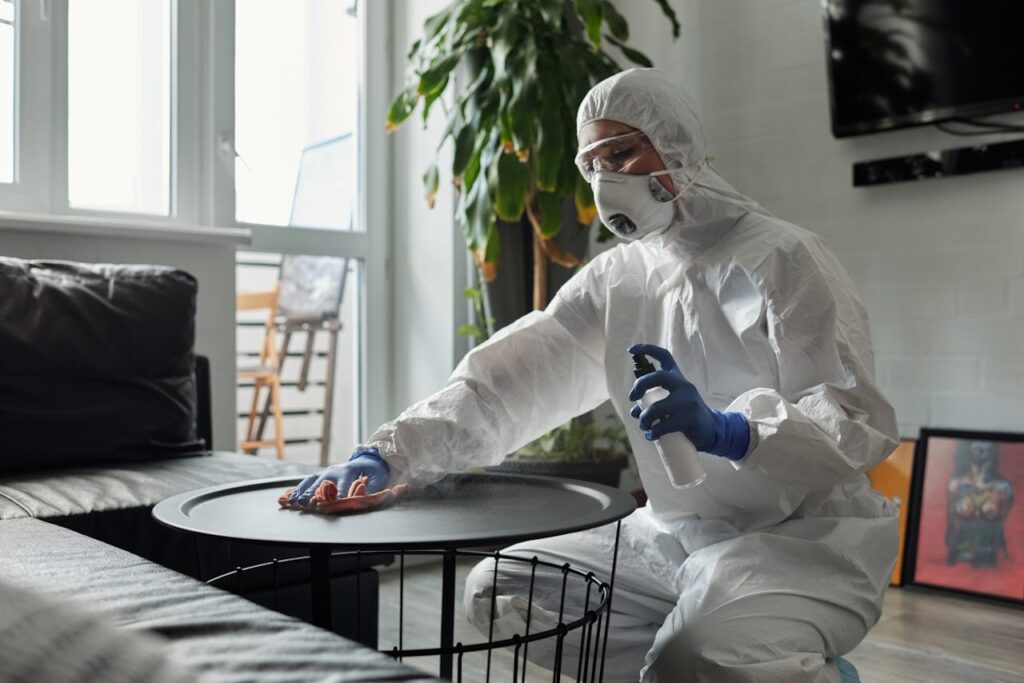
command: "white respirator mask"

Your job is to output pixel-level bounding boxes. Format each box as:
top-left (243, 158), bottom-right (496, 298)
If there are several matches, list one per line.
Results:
top-left (591, 164), bottom-right (704, 240)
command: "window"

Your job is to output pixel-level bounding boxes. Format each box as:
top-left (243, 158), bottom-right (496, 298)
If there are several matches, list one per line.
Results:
top-left (0, 0), bottom-right (392, 449)
top-left (229, 0), bottom-right (380, 460)
top-left (234, 0), bottom-right (358, 229)
top-left (0, 0), bottom-right (15, 184)
top-left (67, 0), bottom-right (173, 214)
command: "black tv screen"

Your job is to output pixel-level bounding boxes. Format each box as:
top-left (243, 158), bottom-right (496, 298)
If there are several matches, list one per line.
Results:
top-left (825, 0), bottom-right (1024, 137)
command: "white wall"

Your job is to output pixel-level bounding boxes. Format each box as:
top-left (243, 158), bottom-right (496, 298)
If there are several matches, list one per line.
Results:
top-left (0, 226), bottom-right (238, 450)
top-left (386, 0), bottom-right (465, 415)
top-left (615, 0), bottom-right (1024, 438)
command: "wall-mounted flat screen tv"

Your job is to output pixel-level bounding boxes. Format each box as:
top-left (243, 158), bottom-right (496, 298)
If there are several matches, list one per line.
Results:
top-left (825, 0), bottom-right (1024, 138)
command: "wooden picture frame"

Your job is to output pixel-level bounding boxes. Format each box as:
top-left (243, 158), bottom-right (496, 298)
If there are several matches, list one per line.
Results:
top-left (903, 428), bottom-right (1023, 604)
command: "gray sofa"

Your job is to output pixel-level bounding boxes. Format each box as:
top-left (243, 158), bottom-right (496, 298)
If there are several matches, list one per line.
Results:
top-left (0, 518), bottom-right (431, 682)
top-left (0, 446), bottom-right (397, 632)
top-left (0, 259), bottom-right (429, 681)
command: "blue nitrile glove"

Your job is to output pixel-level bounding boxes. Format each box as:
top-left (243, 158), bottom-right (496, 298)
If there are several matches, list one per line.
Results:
top-left (289, 447), bottom-right (390, 506)
top-left (627, 344), bottom-right (750, 461)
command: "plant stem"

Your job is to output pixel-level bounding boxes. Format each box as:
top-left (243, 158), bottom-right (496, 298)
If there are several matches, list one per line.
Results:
top-left (525, 195), bottom-right (583, 311)
top-left (478, 273), bottom-right (494, 338)
top-left (532, 229), bottom-right (547, 311)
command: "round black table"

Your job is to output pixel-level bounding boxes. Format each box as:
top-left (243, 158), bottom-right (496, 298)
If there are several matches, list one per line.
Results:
top-left (153, 472), bottom-right (636, 680)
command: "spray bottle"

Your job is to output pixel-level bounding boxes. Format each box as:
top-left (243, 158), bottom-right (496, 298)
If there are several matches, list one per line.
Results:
top-left (632, 353), bottom-right (706, 488)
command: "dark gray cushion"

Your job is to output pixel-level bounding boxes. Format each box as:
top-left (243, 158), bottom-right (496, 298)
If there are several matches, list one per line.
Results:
top-left (0, 518), bottom-right (433, 682)
top-left (0, 451), bottom-right (316, 579)
top-left (0, 451), bottom-right (313, 573)
top-left (0, 452), bottom-right (390, 644)
top-left (0, 451), bottom-right (311, 521)
top-left (0, 258), bottom-right (204, 473)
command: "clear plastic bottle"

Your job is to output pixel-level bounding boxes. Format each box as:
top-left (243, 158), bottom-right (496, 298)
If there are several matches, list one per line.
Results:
top-left (632, 353), bottom-right (707, 488)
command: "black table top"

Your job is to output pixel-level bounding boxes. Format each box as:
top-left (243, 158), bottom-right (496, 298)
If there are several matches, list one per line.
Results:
top-left (152, 472), bottom-right (636, 549)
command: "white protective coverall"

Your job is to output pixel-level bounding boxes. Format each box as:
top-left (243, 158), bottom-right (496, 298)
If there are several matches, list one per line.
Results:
top-left (364, 68), bottom-right (899, 682)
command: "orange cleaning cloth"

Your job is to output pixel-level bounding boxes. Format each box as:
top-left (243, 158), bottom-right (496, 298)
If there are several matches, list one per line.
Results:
top-left (278, 476), bottom-right (411, 514)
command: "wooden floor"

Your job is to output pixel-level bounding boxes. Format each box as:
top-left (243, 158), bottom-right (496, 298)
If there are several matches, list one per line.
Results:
top-left (845, 588), bottom-right (1024, 683)
top-left (376, 558), bottom-right (1024, 682)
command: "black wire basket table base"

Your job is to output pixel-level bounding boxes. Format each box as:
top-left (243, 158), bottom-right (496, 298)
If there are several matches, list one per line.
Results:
top-left (206, 531), bottom-right (622, 683)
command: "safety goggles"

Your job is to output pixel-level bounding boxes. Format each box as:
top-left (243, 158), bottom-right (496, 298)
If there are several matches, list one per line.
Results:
top-left (574, 131), bottom-right (659, 182)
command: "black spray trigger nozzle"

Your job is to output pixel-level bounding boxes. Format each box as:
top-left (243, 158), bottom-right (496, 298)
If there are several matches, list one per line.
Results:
top-left (632, 352), bottom-right (657, 378)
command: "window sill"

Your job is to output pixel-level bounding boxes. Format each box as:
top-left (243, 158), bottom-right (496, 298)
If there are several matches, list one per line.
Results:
top-left (0, 211), bottom-right (251, 246)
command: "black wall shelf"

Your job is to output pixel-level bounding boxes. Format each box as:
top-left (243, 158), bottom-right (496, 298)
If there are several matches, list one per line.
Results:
top-left (853, 138), bottom-right (1024, 187)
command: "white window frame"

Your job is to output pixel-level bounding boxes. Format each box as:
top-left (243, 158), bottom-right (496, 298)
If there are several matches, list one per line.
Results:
top-left (204, 0), bottom-right (392, 440)
top-left (0, 0), bottom-right (392, 441)
top-left (0, 0), bottom-right (190, 221)
top-left (0, 0), bottom-right (54, 213)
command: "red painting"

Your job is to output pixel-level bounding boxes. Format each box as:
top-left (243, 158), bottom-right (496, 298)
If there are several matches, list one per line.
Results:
top-left (912, 436), bottom-right (1023, 601)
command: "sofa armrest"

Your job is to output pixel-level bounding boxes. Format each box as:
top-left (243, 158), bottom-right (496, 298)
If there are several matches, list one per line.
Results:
top-left (195, 354), bottom-right (212, 450)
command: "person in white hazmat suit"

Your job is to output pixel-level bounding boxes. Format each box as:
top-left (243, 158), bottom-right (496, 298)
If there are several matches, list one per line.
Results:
top-left (288, 68), bottom-right (898, 682)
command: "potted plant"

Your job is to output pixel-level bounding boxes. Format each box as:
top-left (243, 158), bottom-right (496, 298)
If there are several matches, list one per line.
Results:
top-left (388, 0), bottom-right (679, 482)
top-left (387, 0), bottom-right (679, 315)
top-left (490, 412), bottom-right (632, 487)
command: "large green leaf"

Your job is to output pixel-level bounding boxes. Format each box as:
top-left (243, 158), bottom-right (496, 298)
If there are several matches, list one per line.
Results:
top-left (477, 128), bottom-right (501, 181)
top-left (417, 53), bottom-right (461, 96)
top-left (489, 10), bottom-right (521, 80)
top-left (507, 80), bottom-right (537, 155)
top-left (601, 1), bottom-right (628, 41)
top-left (651, 0), bottom-right (681, 38)
top-left (583, 42), bottom-right (621, 78)
top-left (575, 172), bottom-right (597, 225)
top-left (535, 191), bottom-right (563, 238)
top-left (455, 0), bottom-right (487, 27)
top-left (555, 41), bottom-right (594, 110)
top-left (498, 102), bottom-right (514, 151)
top-left (460, 170), bottom-right (493, 252)
top-left (406, 38), bottom-right (422, 62)
top-left (462, 146), bottom-right (482, 193)
top-left (452, 122), bottom-right (477, 177)
top-left (438, 106), bottom-right (461, 151)
top-left (421, 75), bottom-right (448, 124)
top-left (422, 6), bottom-right (452, 43)
top-left (573, 0), bottom-right (603, 48)
top-left (536, 0), bottom-right (563, 25)
top-left (555, 112), bottom-right (581, 196)
top-left (492, 151), bottom-right (530, 222)
top-left (534, 125), bottom-right (562, 193)
top-left (534, 57), bottom-right (564, 192)
top-left (458, 58), bottom-right (493, 114)
top-left (483, 220), bottom-right (500, 263)
top-left (423, 163), bottom-right (440, 209)
top-left (607, 35), bottom-right (653, 68)
top-left (386, 87), bottom-right (418, 131)
top-left (473, 86), bottom-right (499, 131)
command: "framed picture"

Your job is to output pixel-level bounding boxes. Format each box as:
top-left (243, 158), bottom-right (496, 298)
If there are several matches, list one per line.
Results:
top-left (904, 428), bottom-right (1023, 604)
top-left (866, 439), bottom-right (915, 586)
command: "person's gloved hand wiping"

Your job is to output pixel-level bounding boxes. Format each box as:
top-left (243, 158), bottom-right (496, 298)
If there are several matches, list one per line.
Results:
top-left (279, 447), bottom-right (409, 514)
top-left (627, 343), bottom-right (751, 461)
